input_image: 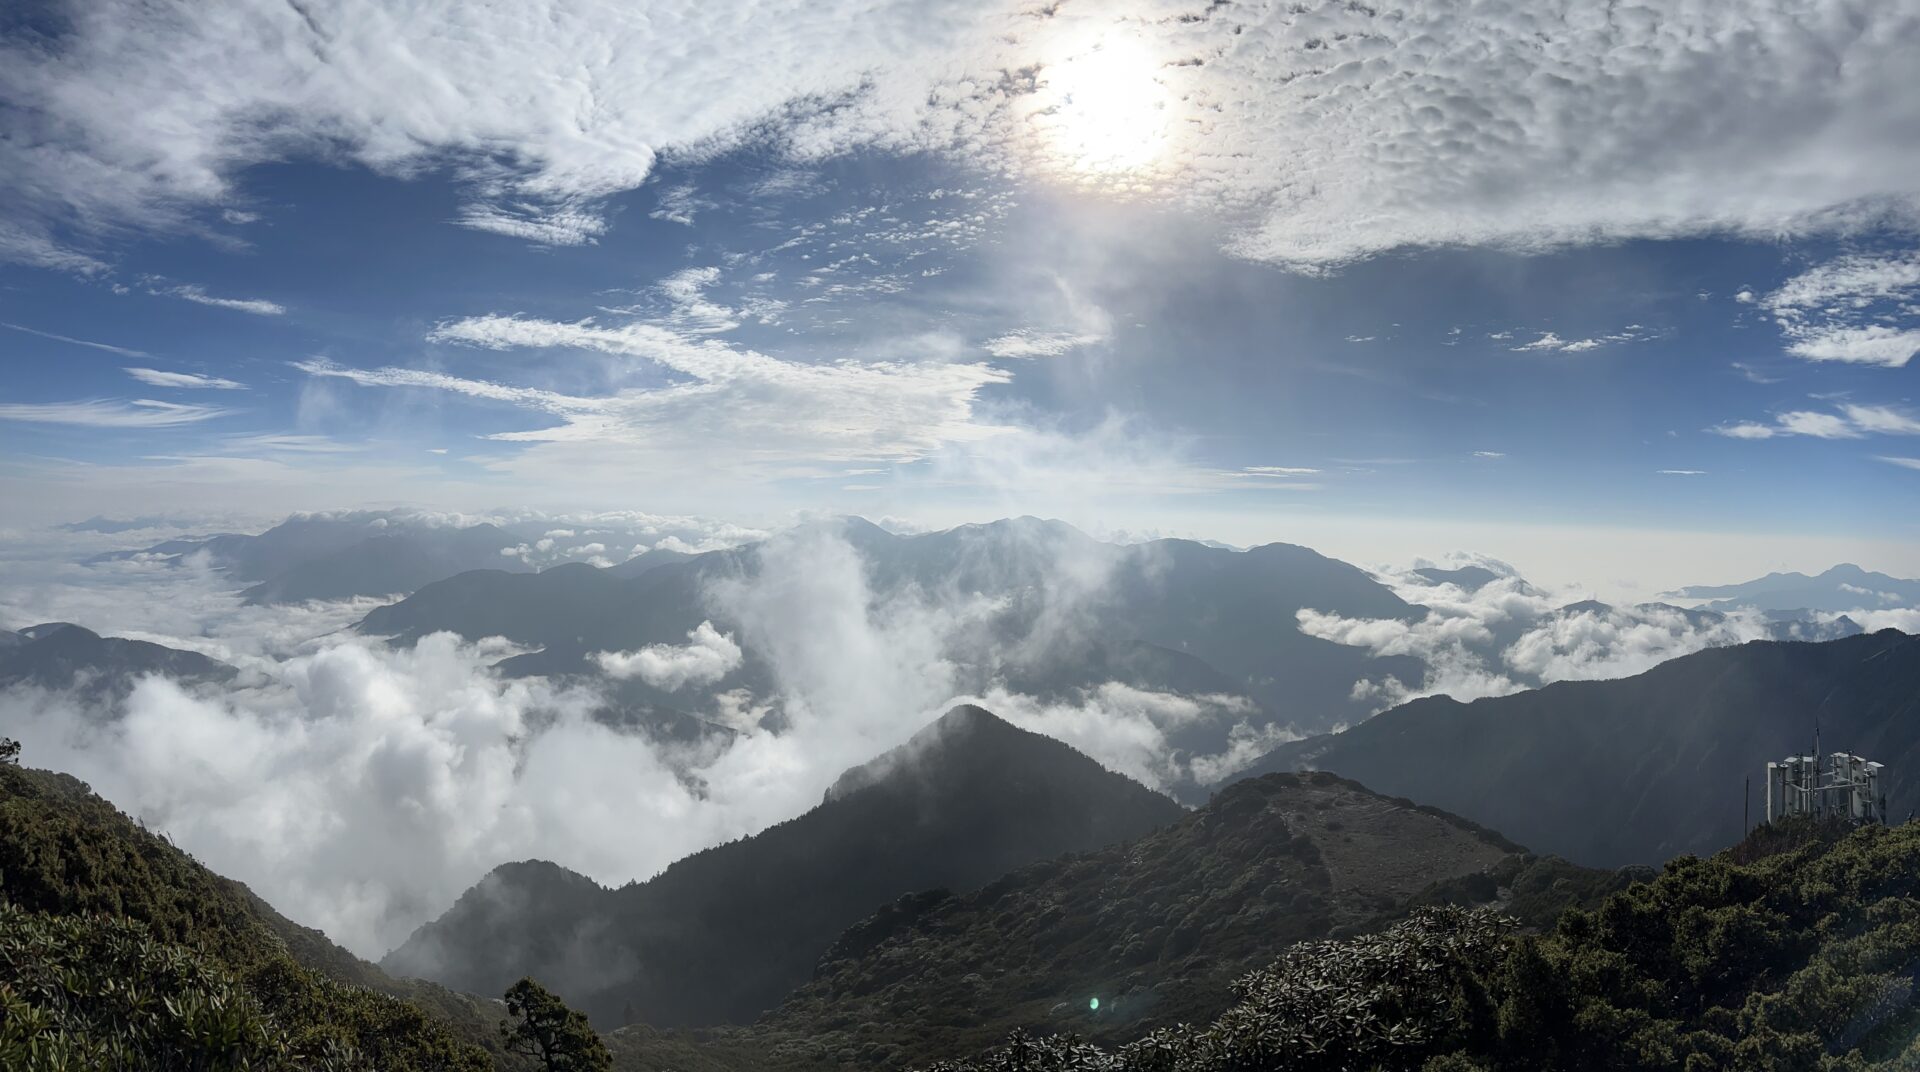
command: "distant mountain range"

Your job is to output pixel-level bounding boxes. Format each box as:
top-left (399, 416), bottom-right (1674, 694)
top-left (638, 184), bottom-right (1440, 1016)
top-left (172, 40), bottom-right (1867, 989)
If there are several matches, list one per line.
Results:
top-left (359, 516), bottom-right (1425, 744)
top-left (99, 513), bottom-right (537, 604)
top-left (1232, 629), bottom-right (1920, 867)
top-left (382, 705), bottom-right (1187, 1028)
top-left (0, 621), bottom-right (233, 699)
top-left (1670, 563), bottom-right (1920, 615)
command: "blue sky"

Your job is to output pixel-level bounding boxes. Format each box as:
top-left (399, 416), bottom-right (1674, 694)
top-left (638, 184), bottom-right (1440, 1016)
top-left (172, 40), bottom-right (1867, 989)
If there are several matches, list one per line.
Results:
top-left (2, 0), bottom-right (1918, 591)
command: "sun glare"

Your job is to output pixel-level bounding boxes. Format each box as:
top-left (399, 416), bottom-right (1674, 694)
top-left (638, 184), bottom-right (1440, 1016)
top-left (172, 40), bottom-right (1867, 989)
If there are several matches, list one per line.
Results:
top-left (1037, 36), bottom-right (1172, 176)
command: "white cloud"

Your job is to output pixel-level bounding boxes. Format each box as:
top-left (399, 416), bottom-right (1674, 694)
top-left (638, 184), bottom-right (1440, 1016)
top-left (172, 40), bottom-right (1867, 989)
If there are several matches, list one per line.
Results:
top-left (163, 285), bottom-right (286, 316)
top-left (454, 201), bottom-right (609, 246)
top-left (4, 321), bottom-right (149, 357)
top-left (358, 313), bottom-right (1016, 475)
top-left (1509, 326), bottom-right (1652, 354)
top-left (649, 183), bottom-right (716, 227)
top-left (983, 330), bottom-right (1106, 359)
top-left (125, 367), bottom-right (247, 390)
top-left (1657, 469), bottom-right (1707, 476)
top-left (6, 2), bottom-right (1919, 270)
top-left (1879, 456), bottom-right (1920, 471)
top-left (1762, 251), bottom-right (1920, 368)
top-left (1299, 565), bottom-right (1776, 710)
top-left (0, 398), bottom-right (233, 427)
top-left (1713, 402), bottom-right (1920, 440)
top-left (1472, 451), bottom-right (1506, 459)
top-left (592, 620), bottom-right (743, 690)
top-left (1843, 404), bottom-right (1920, 436)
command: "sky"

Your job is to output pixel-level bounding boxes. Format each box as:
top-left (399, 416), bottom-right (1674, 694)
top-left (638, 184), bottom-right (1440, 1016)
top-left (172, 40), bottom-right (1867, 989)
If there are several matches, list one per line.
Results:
top-left (4, 0), bottom-right (1920, 593)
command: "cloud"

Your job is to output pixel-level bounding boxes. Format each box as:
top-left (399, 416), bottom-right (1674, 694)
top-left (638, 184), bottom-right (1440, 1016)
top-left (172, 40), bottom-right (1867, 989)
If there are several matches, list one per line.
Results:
top-left (983, 330), bottom-right (1106, 359)
top-left (163, 285), bottom-right (286, 316)
top-left (592, 620), bottom-right (743, 690)
top-left (1509, 326), bottom-right (1652, 353)
top-left (7, 2), bottom-right (1919, 270)
top-left (454, 202), bottom-right (609, 246)
top-left (3, 321), bottom-right (149, 357)
top-left (1879, 456), bottom-right (1920, 472)
top-left (125, 368), bottom-right (247, 390)
top-left (1657, 469), bottom-right (1707, 476)
top-left (1762, 251), bottom-right (1920, 368)
top-left (1298, 564), bottom-right (1775, 710)
top-left (1713, 402), bottom-right (1920, 440)
top-left (349, 311), bottom-right (1017, 475)
top-left (1472, 451), bottom-right (1506, 459)
top-left (649, 184), bottom-right (717, 227)
top-left (0, 398), bottom-right (233, 427)
top-left (1239, 466), bottom-right (1320, 477)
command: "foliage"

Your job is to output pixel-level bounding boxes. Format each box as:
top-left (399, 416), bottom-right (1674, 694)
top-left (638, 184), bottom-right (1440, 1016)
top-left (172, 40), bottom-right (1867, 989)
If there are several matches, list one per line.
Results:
top-left (0, 901), bottom-right (310, 1072)
top-left (918, 907), bottom-right (1515, 1072)
top-left (0, 764), bottom-right (494, 1071)
top-left (501, 978), bottom-right (611, 1072)
top-left (0, 737), bottom-right (18, 765)
top-left (921, 817), bottom-right (1920, 1072)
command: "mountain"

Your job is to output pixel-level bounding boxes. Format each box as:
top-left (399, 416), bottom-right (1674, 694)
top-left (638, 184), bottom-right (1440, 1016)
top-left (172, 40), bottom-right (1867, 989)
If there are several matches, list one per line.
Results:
top-left (1672, 563), bottom-right (1920, 615)
top-left (602, 772), bottom-right (1621, 1071)
top-left (0, 622), bottom-right (234, 698)
top-left (361, 516), bottom-right (1424, 741)
top-left (1231, 630), bottom-right (1920, 867)
top-left (0, 757), bottom-right (507, 1069)
top-left (96, 513), bottom-right (537, 604)
top-left (382, 705), bottom-right (1188, 1029)
top-left (922, 817), bottom-right (1920, 1072)
top-left (236, 522), bottom-right (521, 604)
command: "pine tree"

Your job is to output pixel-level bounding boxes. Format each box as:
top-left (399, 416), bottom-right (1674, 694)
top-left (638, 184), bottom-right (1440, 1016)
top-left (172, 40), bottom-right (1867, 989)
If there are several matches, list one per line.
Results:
top-left (499, 977), bottom-right (611, 1072)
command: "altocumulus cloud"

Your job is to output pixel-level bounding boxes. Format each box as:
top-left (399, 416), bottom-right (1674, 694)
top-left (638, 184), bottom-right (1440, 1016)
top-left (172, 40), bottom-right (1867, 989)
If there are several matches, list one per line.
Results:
top-left (3, 1), bottom-right (1917, 271)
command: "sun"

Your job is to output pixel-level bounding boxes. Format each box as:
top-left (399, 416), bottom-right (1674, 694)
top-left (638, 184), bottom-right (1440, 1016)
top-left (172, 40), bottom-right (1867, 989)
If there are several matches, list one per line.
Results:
top-left (1036, 36), bottom-right (1173, 176)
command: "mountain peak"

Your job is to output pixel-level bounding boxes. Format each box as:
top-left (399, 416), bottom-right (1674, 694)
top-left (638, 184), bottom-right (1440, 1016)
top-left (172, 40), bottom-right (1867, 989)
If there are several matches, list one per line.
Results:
top-left (823, 705), bottom-right (1027, 802)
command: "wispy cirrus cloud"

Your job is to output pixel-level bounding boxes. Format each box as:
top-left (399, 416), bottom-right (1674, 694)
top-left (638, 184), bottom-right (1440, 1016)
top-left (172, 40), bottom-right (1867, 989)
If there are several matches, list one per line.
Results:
top-left (125, 368), bottom-right (246, 391)
top-left (162, 285), bottom-right (286, 317)
top-left (0, 398), bottom-right (233, 428)
top-left (3, 321), bottom-right (149, 357)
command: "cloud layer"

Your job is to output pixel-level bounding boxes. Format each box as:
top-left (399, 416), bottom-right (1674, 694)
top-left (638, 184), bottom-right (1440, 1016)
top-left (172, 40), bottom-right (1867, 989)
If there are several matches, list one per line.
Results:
top-left (6, 1), bottom-right (1918, 270)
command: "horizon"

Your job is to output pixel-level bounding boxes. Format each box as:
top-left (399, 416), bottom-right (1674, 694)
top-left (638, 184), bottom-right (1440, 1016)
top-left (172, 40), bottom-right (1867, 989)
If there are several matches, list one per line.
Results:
top-left (6, 5), bottom-right (1920, 1067)
top-left (4, 3), bottom-right (1920, 599)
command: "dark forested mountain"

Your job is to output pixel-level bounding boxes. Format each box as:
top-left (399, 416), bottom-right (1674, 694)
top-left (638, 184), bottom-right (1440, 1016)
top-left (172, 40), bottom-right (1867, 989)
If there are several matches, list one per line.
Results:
top-left (0, 622), bottom-right (234, 698)
top-left (361, 516), bottom-right (1423, 740)
top-left (1672, 563), bottom-right (1920, 614)
top-left (602, 772), bottom-right (1619, 1071)
top-left (0, 759), bottom-right (507, 1069)
top-left (922, 818), bottom-right (1920, 1072)
top-left (382, 705), bottom-right (1187, 1029)
top-left (1232, 630), bottom-right (1920, 867)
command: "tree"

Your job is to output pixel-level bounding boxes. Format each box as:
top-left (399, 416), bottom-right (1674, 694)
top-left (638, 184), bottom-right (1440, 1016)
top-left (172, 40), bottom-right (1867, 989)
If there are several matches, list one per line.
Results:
top-left (0, 737), bottom-right (18, 765)
top-left (500, 978), bottom-right (611, 1072)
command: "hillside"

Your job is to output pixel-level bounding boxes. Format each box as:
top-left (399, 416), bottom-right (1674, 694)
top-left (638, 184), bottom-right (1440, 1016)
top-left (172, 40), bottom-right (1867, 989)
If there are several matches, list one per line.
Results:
top-left (0, 622), bottom-right (235, 698)
top-left (1233, 629), bottom-right (1920, 867)
top-left (0, 757), bottom-right (507, 1069)
top-left (924, 816), bottom-right (1920, 1071)
top-left (600, 772), bottom-right (1618, 1071)
top-left (384, 706), bottom-right (1188, 1028)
